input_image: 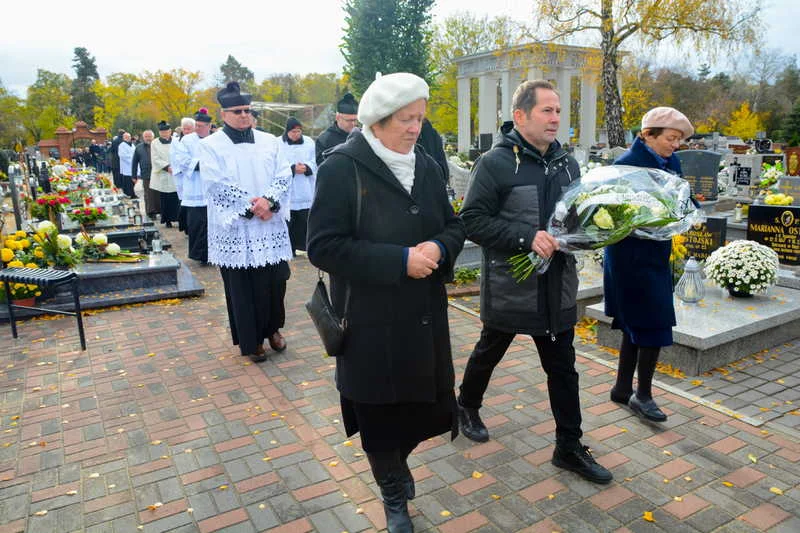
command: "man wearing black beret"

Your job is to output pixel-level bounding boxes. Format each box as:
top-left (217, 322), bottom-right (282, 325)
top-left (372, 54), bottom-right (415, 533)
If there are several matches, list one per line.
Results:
top-left (315, 92), bottom-right (359, 165)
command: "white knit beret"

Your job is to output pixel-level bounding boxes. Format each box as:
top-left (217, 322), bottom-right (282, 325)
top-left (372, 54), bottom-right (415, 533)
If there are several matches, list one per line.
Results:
top-left (641, 107), bottom-right (694, 139)
top-left (357, 73), bottom-right (430, 128)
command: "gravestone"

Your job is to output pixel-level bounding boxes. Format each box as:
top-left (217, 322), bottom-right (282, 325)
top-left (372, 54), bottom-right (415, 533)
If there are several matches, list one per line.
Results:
top-left (683, 216), bottom-right (727, 260)
top-left (610, 146), bottom-right (626, 161)
top-left (777, 177), bottom-right (800, 205)
top-left (724, 153), bottom-right (786, 187)
top-left (746, 205), bottom-right (800, 265)
top-left (676, 150), bottom-right (722, 200)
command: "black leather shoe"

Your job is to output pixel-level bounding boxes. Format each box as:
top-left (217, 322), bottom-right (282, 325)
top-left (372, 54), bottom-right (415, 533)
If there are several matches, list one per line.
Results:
top-left (552, 443), bottom-right (613, 484)
top-left (458, 404), bottom-right (489, 443)
top-left (629, 394), bottom-right (667, 422)
top-left (609, 387), bottom-right (633, 405)
top-left (268, 332), bottom-right (287, 352)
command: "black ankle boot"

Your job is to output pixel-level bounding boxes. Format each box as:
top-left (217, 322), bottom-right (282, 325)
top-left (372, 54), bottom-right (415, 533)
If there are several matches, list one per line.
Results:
top-left (458, 404), bottom-right (489, 442)
top-left (367, 452), bottom-right (413, 533)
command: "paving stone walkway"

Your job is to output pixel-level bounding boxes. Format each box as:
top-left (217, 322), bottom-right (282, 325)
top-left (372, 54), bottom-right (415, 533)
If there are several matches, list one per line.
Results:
top-left (1, 226), bottom-right (799, 533)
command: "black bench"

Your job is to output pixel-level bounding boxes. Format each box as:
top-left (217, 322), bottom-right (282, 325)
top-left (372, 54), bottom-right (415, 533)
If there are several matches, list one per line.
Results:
top-left (1, 267), bottom-right (86, 350)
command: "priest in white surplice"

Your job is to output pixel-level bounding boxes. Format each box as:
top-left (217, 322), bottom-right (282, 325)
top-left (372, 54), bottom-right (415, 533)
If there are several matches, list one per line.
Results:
top-left (172, 109), bottom-right (212, 264)
top-left (199, 81), bottom-right (293, 362)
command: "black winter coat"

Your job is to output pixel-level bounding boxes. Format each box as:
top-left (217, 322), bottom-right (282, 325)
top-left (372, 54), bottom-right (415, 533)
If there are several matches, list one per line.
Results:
top-left (460, 121), bottom-right (580, 337)
top-left (315, 123), bottom-right (349, 166)
top-left (131, 142), bottom-right (152, 180)
top-left (307, 131), bottom-right (465, 404)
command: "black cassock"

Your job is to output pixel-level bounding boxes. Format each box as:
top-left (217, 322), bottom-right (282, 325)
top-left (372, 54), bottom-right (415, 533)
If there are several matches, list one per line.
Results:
top-left (219, 261), bottom-right (290, 356)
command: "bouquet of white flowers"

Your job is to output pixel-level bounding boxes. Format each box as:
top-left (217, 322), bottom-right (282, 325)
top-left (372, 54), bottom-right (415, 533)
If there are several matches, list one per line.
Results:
top-left (704, 240), bottom-right (778, 295)
top-left (510, 165), bottom-right (703, 281)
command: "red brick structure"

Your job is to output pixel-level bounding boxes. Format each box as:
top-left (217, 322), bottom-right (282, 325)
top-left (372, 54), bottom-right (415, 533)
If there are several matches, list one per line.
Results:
top-left (37, 121), bottom-right (107, 160)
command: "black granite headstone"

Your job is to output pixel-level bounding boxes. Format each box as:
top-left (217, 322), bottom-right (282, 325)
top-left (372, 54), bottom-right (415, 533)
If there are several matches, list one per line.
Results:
top-left (676, 150), bottom-right (722, 200)
top-left (735, 165), bottom-right (752, 186)
top-left (746, 205), bottom-right (800, 265)
top-left (683, 216), bottom-right (727, 260)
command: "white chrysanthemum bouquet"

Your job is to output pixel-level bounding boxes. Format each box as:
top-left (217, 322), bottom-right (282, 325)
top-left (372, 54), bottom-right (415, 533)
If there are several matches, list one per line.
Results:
top-left (510, 165), bottom-right (703, 281)
top-left (704, 240), bottom-right (779, 295)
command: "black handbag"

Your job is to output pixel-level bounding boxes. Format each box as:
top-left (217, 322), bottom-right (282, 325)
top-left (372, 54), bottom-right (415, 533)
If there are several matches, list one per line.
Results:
top-left (305, 163), bottom-right (361, 356)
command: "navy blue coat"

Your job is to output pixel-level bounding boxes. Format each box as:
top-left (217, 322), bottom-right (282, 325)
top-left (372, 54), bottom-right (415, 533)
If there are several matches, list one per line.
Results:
top-left (603, 137), bottom-right (682, 345)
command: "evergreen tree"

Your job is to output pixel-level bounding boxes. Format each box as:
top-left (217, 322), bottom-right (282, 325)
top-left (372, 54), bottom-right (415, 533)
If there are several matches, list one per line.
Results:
top-left (780, 101), bottom-right (800, 146)
top-left (70, 47), bottom-right (100, 125)
top-left (219, 55), bottom-right (255, 89)
top-left (341, 0), bottom-right (435, 96)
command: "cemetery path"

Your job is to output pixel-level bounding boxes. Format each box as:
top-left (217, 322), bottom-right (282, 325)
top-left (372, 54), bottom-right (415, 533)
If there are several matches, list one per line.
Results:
top-left (0, 223), bottom-right (798, 533)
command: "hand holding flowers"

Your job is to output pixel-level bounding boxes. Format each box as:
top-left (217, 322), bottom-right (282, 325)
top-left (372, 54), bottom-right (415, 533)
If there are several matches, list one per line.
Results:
top-left (510, 166), bottom-right (703, 281)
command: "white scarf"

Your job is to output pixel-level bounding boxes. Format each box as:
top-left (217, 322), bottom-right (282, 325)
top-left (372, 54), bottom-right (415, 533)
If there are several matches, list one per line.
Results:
top-left (363, 127), bottom-right (416, 195)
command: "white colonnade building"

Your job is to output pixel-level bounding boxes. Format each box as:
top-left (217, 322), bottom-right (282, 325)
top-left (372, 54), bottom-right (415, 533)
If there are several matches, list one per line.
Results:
top-left (454, 43), bottom-right (606, 153)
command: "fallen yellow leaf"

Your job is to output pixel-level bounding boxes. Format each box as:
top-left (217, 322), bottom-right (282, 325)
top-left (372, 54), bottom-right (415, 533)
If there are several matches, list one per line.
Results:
top-left (147, 502), bottom-right (163, 511)
top-left (673, 496), bottom-right (683, 502)
top-left (440, 510), bottom-right (451, 517)
top-left (722, 481), bottom-right (734, 487)
top-left (643, 511), bottom-right (655, 522)
top-left (33, 510), bottom-right (48, 516)
top-left (770, 487), bottom-right (784, 495)
top-left (343, 440), bottom-right (353, 447)
top-left (329, 461), bottom-right (339, 467)
top-left (65, 490), bottom-right (77, 496)
top-left (471, 471), bottom-right (483, 479)
top-left (748, 454), bottom-right (758, 463)
top-left (218, 485), bottom-right (228, 490)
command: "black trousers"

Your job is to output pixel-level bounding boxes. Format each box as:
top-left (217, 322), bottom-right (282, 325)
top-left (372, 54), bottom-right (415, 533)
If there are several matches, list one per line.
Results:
top-left (459, 325), bottom-right (582, 448)
top-left (185, 206), bottom-right (208, 262)
top-left (288, 209), bottom-right (309, 254)
top-left (219, 262), bottom-right (289, 356)
top-left (159, 192), bottom-right (179, 223)
top-left (120, 174), bottom-right (136, 198)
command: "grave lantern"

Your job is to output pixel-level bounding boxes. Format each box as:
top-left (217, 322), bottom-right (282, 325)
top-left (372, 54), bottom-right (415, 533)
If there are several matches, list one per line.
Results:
top-left (675, 257), bottom-right (705, 303)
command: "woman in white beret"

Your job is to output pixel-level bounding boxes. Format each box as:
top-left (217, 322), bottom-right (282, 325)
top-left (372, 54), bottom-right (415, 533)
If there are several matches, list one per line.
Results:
top-left (307, 73), bottom-right (465, 533)
top-left (604, 106), bottom-right (694, 424)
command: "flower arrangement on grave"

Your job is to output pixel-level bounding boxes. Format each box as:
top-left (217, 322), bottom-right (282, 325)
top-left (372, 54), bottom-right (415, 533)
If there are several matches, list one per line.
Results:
top-left (0, 259), bottom-right (42, 302)
top-left (95, 174), bottom-right (112, 189)
top-left (509, 165), bottom-right (703, 281)
top-left (67, 206), bottom-right (107, 226)
top-left (28, 192), bottom-right (71, 221)
top-left (763, 192), bottom-right (794, 205)
top-left (758, 160), bottom-right (784, 189)
top-left (30, 221), bottom-right (81, 268)
top-left (74, 232), bottom-right (145, 263)
top-left (704, 240), bottom-right (779, 297)
top-left (669, 234), bottom-right (689, 285)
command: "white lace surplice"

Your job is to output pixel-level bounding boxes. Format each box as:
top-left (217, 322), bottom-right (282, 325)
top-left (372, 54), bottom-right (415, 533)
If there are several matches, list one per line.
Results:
top-left (199, 129), bottom-right (293, 268)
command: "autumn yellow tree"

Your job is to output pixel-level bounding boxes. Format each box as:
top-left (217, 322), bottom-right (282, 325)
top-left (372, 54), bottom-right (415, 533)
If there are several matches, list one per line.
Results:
top-left (139, 69), bottom-right (205, 125)
top-left (535, 0), bottom-right (761, 147)
top-left (726, 101), bottom-right (765, 139)
top-left (92, 73), bottom-right (143, 132)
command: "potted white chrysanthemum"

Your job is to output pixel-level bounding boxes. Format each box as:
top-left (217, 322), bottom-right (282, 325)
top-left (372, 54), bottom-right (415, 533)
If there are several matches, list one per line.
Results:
top-left (704, 240), bottom-right (779, 297)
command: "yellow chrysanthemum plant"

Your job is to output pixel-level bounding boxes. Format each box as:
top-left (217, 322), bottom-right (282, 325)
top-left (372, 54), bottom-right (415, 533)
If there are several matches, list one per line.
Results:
top-left (0, 259), bottom-right (42, 302)
top-left (670, 234), bottom-right (689, 285)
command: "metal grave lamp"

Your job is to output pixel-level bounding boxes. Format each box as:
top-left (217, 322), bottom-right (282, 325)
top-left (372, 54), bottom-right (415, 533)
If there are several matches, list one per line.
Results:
top-left (675, 256), bottom-right (705, 303)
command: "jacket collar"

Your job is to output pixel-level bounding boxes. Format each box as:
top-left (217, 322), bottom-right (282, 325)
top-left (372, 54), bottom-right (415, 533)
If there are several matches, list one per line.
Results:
top-left (498, 121), bottom-right (567, 163)
top-left (334, 130), bottom-right (424, 198)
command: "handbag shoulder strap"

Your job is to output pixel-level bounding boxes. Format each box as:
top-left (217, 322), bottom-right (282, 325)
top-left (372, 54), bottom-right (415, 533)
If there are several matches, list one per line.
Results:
top-left (342, 161), bottom-right (362, 320)
top-left (316, 159), bottom-right (362, 321)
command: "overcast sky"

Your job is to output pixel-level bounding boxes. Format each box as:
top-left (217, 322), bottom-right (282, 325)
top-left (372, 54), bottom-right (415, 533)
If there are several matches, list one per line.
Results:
top-left (2, 0), bottom-right (797, 97)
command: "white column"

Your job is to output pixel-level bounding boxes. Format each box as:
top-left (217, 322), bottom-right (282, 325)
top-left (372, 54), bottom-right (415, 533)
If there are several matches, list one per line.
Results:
top-left (556, 68), bottom-right (572, 145)
top-left (478, 75), bottom-right (498, 135)
top-left (527, 67), bottom-right (543, 81)
top-left (457, 77), bottom-right (471, 153)
top-left (500, 71), bottom-right (512, 122)
top-left (579, 71), bottom-right (598, 148)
